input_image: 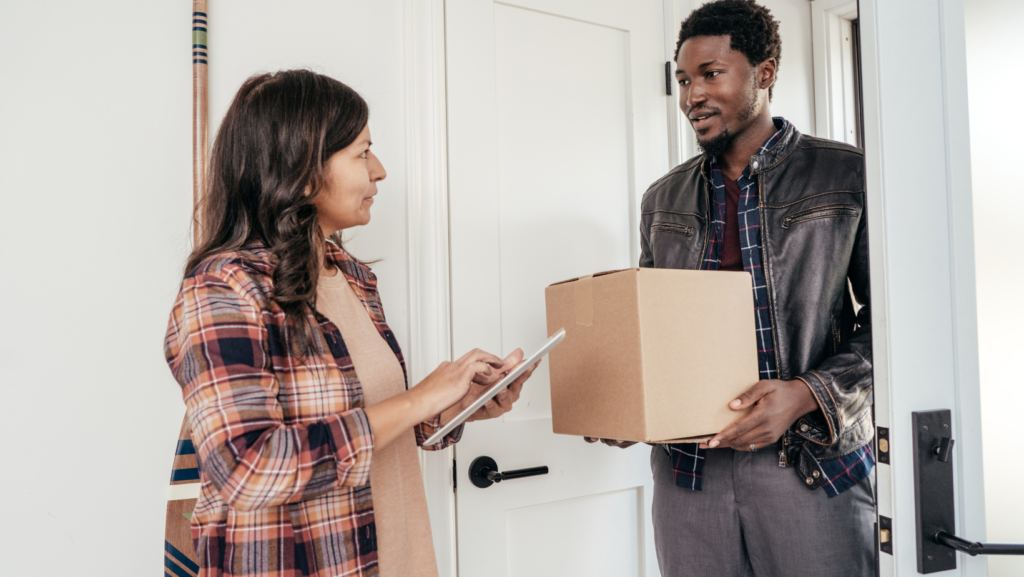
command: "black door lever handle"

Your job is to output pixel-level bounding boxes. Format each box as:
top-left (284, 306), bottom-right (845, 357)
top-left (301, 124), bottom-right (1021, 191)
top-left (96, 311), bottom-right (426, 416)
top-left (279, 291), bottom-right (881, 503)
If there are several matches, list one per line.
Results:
top-left (469, 456), bottom-right (548, 488)
top-left (935, 531), bottom-right (1024, 556)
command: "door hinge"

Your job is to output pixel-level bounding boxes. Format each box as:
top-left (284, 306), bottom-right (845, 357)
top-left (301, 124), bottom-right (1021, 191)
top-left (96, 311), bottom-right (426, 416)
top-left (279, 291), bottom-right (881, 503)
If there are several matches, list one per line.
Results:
top-left (879, 515), bottom-right (893, 555)
top-left (877, 426), bottom-right (890, 464)
top-left (452, 458), bottom-right (457, 492)
top-left (664, 61), bottom-right (672, 96)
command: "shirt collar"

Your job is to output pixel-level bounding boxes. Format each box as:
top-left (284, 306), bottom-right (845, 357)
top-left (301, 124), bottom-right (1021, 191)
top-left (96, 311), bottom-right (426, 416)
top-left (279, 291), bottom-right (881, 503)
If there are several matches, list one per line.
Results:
top-left (325, 238), bottom-right (378, 287)
top-left (710, 117), bottom-right (789, 179)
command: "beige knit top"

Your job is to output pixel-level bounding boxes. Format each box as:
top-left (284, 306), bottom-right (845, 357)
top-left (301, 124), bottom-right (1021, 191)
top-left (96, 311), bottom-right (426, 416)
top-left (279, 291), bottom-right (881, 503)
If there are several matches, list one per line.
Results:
top-left (317, 269), bottom-right (438, 577)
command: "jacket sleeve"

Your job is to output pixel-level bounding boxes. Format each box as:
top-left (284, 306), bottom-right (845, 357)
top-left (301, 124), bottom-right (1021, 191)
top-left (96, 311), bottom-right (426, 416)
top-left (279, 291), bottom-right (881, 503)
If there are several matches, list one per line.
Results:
top-left (415, 418), bottom-right (464, 451)
top-left (164, 270), bottom-right (374, 512)
top-left (794, 214), bottom-right (873, 446)
top-left (639, 208), bottom-right (654, 269)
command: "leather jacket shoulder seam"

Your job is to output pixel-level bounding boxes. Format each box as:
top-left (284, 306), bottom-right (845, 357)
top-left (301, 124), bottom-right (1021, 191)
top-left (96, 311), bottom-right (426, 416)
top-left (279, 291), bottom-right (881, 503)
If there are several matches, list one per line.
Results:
top-left (643, 157), bottom-right (702, 194)
top-left (797, 136), bottom-right (865, 156)
top-left (761, 190), bottom-right (864, 209)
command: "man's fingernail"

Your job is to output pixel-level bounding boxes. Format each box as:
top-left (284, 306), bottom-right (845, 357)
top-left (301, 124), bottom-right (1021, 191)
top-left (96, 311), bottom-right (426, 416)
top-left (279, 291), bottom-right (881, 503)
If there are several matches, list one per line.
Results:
top-left (730, 399), bottom-right (742, 408)
top-left (709, 440), bottom-right (720, 448)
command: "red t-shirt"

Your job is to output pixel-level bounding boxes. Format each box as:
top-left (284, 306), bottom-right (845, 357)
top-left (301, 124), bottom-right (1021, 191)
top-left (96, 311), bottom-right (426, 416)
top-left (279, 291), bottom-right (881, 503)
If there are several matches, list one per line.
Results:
top-left (720, 175), bottom-right (743, 271)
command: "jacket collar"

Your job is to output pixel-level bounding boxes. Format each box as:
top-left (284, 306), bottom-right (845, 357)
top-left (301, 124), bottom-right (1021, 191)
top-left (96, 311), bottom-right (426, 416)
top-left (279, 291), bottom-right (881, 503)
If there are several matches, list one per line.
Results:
top-left (749, 118), bottom-right (799, 176)
top-left (699, 117), bottom-right (801, 179)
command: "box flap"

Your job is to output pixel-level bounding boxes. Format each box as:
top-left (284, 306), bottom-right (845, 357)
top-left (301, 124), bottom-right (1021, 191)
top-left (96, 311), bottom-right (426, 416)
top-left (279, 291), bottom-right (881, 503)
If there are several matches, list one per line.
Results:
top-left (546, 268), bottom-right (635, 288)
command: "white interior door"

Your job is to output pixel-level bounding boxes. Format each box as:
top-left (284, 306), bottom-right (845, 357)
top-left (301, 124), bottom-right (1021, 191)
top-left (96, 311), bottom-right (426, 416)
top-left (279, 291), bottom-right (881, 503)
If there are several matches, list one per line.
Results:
top-left (445, 1), bottom-right (674, 575)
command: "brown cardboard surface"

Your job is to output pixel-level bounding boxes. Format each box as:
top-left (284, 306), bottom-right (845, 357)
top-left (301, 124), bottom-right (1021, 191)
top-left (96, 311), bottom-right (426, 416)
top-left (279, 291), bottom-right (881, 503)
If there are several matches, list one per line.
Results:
top-left (638, 269), bottom-right (758, 441)
top-left (574, 275), bottom-right (593, 326)
top-left (545, 268), bottom-right (759, 443)
top-left (546, 269), bottom-right (647, 441)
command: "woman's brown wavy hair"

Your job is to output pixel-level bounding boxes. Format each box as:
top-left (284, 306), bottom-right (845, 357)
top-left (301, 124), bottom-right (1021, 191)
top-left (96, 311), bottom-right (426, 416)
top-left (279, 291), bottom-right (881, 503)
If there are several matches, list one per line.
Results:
top-left (186, 69), bottom-right (368, 355)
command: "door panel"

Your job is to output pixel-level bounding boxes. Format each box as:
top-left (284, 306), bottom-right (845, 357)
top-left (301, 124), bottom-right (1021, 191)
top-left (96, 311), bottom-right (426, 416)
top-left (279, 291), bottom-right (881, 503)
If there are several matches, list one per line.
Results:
top-left (446, 0), bottom-right (670, 574)
top-left (505, 488), bottom-right (643, 577)
top-left (494, 3), bottom-right (633, 422)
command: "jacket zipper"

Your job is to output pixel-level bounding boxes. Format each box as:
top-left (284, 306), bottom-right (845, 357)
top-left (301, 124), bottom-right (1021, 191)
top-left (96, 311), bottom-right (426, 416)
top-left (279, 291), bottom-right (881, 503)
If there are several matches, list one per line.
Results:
top-left (781, 205), bottom-right (858, 228)
top-left (651, 222), bottom-right (694, 235)
top-left (757, 173), bottom-right (784, 376)
top-left (697, 176), bottom-right (711, 264)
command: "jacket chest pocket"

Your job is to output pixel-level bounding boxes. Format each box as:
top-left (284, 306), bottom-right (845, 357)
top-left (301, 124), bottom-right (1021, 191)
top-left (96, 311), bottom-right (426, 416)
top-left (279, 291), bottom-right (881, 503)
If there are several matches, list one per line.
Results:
top-left (781, 204), bottom-right (859, 229)
top-left (651, 222), bottom-right (694, 236)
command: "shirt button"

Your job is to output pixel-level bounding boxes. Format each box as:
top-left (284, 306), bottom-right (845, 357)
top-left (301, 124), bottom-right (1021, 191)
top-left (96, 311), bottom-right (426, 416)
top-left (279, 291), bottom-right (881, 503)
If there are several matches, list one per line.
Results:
top-left (805, 477), bottom-right (814, 485)
top-left (751, 160), bottom-right (760, 169)
top-left (800, 423), bottom-right (809, 432)
top-left (812, 470), bottom-right (821, 478)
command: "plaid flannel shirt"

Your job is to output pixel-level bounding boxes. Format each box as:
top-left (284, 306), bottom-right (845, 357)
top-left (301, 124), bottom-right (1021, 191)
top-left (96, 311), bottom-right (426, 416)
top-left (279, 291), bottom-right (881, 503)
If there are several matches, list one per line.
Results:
top-left (164, 242), bottom-right (460, 577)
top-left (667, 118), bottom-right (874, 498)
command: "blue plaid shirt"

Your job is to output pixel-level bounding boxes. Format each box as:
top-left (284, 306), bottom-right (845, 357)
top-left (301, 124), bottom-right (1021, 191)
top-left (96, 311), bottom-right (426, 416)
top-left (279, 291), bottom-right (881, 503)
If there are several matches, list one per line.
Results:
top-left (667, 118), bottom-right (874, 498)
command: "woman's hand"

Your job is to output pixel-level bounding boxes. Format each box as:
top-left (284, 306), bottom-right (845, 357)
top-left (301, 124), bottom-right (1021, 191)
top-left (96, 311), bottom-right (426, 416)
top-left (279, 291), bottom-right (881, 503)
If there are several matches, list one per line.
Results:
top-left (416, 349), bottom-right (508, 418)
top-left (440, 348), bottom-right (539, 425)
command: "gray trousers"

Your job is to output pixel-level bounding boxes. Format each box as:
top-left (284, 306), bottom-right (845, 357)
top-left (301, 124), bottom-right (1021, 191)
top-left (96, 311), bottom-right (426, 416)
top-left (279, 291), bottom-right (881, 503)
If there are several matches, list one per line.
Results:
top-left (651, 444), bottom-right (876, 577)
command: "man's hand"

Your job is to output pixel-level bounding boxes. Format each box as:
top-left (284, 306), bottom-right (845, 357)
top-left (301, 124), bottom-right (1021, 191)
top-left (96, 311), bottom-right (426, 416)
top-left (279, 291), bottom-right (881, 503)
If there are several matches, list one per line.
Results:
top-left (583, 437), bottom-right (637, 449)
top-left (700, 379), bottom-right (819, 451)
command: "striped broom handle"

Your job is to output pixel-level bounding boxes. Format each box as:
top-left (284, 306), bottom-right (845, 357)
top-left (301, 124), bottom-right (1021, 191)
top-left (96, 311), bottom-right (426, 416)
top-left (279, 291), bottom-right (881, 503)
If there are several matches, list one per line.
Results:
top-left (162, 4), bottom-right (210, 574)
top-left (192, 0), bottom-right (209, 241)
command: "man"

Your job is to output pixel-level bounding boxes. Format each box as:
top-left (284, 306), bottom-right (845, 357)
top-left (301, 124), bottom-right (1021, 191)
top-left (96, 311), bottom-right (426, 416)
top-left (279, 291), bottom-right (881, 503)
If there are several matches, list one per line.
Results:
top-left (589, 1), bottom-right (875, 575)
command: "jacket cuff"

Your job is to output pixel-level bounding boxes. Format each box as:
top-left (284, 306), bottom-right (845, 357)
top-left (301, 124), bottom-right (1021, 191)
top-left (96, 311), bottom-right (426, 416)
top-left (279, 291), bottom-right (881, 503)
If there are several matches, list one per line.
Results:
top-left (794, 372), bottom-right (839, 446)
top-left (418, 414), bottom-right (464, 451)
top-left (325, 408), bottom-right (375, 487)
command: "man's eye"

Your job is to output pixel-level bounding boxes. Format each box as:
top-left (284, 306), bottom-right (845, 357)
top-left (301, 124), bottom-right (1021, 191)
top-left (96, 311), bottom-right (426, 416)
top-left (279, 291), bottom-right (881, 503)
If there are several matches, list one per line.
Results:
top-left (678, 79), bottom-right (690, 86)
top-left (706, 71), bottom-right (721, 79)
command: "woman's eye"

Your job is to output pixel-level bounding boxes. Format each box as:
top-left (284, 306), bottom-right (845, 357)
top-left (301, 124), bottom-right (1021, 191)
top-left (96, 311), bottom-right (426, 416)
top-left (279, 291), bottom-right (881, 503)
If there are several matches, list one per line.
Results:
top-left (360, 151), bottom-right (368, 159)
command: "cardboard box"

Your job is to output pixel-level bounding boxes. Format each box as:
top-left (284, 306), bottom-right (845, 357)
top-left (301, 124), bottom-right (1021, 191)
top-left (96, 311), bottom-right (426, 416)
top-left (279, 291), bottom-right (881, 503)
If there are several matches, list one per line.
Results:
top-left (544, 268), bottom-right (759, 443)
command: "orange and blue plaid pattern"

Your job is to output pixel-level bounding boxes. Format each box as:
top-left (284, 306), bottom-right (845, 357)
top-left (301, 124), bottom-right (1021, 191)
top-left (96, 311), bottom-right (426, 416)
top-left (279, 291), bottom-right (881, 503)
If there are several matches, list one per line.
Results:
top-left (164, 242), bottom-right (460, 576)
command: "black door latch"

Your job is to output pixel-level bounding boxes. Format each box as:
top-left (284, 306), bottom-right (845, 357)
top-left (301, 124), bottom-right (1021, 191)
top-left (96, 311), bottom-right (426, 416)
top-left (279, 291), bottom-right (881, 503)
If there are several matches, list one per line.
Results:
top-left (913, 409), bottom-right (1024, 573)
top-left (469, 456), bottom-right (548, 489)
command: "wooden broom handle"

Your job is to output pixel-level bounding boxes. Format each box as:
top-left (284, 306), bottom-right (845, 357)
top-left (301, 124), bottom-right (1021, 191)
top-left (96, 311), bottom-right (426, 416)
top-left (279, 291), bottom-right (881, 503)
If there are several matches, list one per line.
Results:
top-left (192, 0), bottom-right (209, 243)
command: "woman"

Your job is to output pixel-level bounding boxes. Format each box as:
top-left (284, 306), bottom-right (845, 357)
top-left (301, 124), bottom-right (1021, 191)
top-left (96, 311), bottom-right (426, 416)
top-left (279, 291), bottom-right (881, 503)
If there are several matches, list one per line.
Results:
top-left (164, 69), bottom-right (537, 577)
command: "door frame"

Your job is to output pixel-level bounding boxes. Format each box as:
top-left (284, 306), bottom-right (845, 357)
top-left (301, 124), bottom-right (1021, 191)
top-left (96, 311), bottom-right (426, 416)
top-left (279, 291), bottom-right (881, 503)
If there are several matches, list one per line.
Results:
top-left (858, 0), bottom-right (987, 575)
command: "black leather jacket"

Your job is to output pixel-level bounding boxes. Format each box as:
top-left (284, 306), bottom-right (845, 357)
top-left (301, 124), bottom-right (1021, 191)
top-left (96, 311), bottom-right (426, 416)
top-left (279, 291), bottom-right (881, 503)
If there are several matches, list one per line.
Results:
top-left (639, 123), bottom-right (872, 490)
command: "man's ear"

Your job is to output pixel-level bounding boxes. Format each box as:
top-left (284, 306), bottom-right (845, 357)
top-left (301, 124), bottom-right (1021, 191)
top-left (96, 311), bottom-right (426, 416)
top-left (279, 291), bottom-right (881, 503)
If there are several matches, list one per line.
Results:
top-left (758, 58), bottom-right (778, 91)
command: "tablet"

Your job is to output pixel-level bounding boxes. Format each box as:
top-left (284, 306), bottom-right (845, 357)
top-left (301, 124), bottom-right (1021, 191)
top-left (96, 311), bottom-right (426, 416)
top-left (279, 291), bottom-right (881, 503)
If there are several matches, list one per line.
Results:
top-left (423, 328), bottom-right (566, 446)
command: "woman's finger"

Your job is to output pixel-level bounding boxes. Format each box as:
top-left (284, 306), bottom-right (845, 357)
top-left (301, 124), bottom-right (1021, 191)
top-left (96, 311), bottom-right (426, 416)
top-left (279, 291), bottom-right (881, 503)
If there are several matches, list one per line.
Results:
top-left (465, 361), bottom-right (494, 381)
top-left (459, 348), bottom-right (506, 369)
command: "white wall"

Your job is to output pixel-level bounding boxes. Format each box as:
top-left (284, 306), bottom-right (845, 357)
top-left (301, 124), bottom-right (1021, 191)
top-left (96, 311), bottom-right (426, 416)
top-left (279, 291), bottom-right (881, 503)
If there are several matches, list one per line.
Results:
top-left (965, 1), bottom-right (1024, 575)
top-left (761, 0), bottom-right (817, 135)
top-left (0, 1), bottom-right (413, 574)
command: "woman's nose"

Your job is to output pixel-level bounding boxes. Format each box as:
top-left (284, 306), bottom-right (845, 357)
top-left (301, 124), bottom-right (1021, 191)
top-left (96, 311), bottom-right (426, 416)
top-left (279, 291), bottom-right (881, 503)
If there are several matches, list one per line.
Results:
top-left (369, 152), bottom-right (387, 182)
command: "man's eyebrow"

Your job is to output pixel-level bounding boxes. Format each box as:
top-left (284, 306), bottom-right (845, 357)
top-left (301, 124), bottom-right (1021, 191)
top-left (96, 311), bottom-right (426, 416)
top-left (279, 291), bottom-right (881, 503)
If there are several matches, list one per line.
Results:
top-left (675, 60), bottom-right (723, 75)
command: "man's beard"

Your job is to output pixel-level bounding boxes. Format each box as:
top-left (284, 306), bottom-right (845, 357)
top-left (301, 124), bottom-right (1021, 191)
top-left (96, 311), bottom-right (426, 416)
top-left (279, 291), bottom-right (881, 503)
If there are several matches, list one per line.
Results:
top-left (696, 77), bottom-right (760, 158)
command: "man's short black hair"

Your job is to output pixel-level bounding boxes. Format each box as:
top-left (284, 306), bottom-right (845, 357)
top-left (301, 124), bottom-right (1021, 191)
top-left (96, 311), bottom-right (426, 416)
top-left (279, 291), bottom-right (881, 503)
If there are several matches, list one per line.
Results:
top-left (675, 0), bottom-right (782, 99)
